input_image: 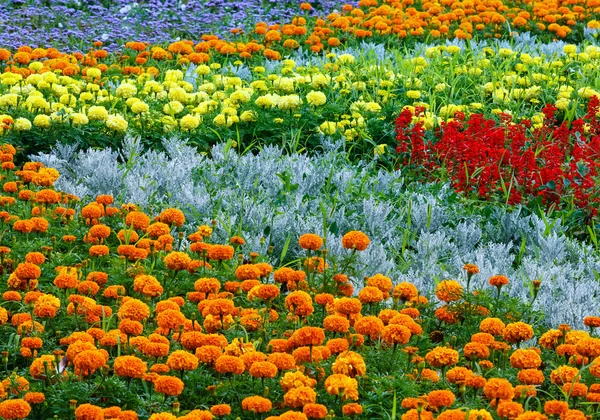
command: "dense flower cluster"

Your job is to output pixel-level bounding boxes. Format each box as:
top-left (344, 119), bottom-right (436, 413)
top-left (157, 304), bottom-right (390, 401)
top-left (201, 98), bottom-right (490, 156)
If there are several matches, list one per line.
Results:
top-left (0, 149), bottom-right (596, 419)
top-left (396, 96), bottom-right (600, 216)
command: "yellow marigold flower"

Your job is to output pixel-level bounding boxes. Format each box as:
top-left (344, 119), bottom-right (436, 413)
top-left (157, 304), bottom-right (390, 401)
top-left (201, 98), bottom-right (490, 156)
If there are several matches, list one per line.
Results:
top-left (87, 105), bottom-right (109, 121)
top-left (106, 114), bottom-right (128, 132)
top-left (13, 118), bottom-right (32, 131)
top-left (306, 91), bottom-right (326, 106)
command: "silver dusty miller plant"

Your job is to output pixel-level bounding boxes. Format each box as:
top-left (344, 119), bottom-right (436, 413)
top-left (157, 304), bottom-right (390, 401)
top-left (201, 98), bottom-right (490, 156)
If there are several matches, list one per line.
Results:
top-left (31, 135), bottom-right (600, 327)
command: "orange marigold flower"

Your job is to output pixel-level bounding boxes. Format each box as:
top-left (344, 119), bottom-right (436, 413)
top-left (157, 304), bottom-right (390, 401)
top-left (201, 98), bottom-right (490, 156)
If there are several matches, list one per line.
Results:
top-left (303, 403), bottom-right (327, 419)
top-left (268, 352), bottom-right (296, 371)
top-left (154, 375), bottom-right (184, 396)
top-left (251, 284), bottom-right (280, 301)
top-left (381, 324), bottom-right (412, 346)
top-left (114, 355), bottom-right (148, 378)
top-left (285, 291), bottom-right (314, 317)
top-left (242, 396), bottom-right (272, 413)
top-left (315, 293), bottom-right (334, 306)
top-left (353, 316), bottom-right (384, 340)
top-left (23, 392), bottom-right (45, 404)
top-left (562, 382), bottom-right (587, 397)
top-left (211, 404), bottom-right (231, 416)
top-left (575, 337), bottom-right (600, 358)
top-left (118, 298), bottom-right (150, 321)
top-left (367, 273), bottom-right (393, 294)
top-left (119, 319), bottom-right (144, 336)
top-left (215, 355), bottom-right (245, 375)
top-left (167, 350), bottom-right (199, 371)
top-left (425, 347), bottom-right (459, 368)
top-left (125, 211), bottom-right (150, 230)
top-left (515, 411), bottom-right (548, 420)
top-left (207, 244), bottom-right (234, 261)
top-left (74, 349), bottom-right (108, 376)
top-left (35, 189), bottom-right (60, 204)
top-left (480, 318), bottom-right (506, 336)
top-left (435, 280), bottom-right (463, 302)
top-left (14, 263), bottom-right (41, 280)
top-left (194, 277), bottom-right (221, 294)
top-left (584, 316), bottom-right (600, 328)
top-left (544, 401), bottom-right (569, 416)
top-left (3, 291), bottom-right (21, 302)
top-left (158, 208), bottom-right (185, 226)
top-left (74, 403), bottom-right (103, 420)
top-left (88, 224), bottom-right (111, 240)
top-left (483, 378), bottom-right (515, 400)
top-left (202, 298), bottom-right (236, 317)
top-left (249, 361), bottom-right (278, 378)
top-left (334, 297), bottom-right (362, 316)
top-left (332, 351), bottom-right (366, 378)
top-left (280, 370), bottom-right (317, 392)
top-left (471, 332), bottom-right (494, 345)
top-left (89, 245), bottom-right (109, 257)
top-left (53, 267), bottom-right (79, 289)
top-left (393, 282), bottom-right (419, 301)
top-left (517, 369), bottom-right (544, 385)
top-left (235, 264), bottom-right (261, 280)
top-left (503, 322), bottom-right (534, 343)
top-left (146, 222), bottom-right (171, 238)
top-left (292, 327), bottom-right (325, 347)
top-left (284, 386), bottom-right (317, 408)
top-left (402, 409), bottom-right (434, 420)
top-left (0, 399), bottom-right (31, 419)
top-left (341, 231), bottom-right (370, 251)
top-left (324, 374), bottom-right (359, 400)
top-left (195, 345), bottom-right (223, 365)
top-left (510, 349), bottom-right (542, 369)
top-left (464, 342), bottom-right (490, 360)
top-left (489, 275), bottom-right (509, 287)
top-left (497, 401), bottom-right (524, 419)
top-left (303, 256), bottom-right (328, 272)
top-left (230, 236), bottom-right (245, 245)
top-left (133, 275), bottom-right (163, 297)
top-left (298, 233), bottom-right (323, 251)
top-left (25, 252), bottom-right (45, 265)
top-left (446, 367), bottom-right (474, 383)
top-left (550, 365), bottom-right (579, 385)
top-left (463, 263), bottom-right (479, 275)
top-left (164, 251), bottom-right (192, 271)
top-left (358, 286), bottom-right (384, 303)
top-left (427, 390), bottom-right (455, 409)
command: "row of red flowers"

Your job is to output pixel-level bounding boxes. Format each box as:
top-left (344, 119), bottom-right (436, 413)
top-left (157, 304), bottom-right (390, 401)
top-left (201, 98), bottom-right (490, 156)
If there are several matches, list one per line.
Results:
top-left (395, 97), bottom-right (600, 219)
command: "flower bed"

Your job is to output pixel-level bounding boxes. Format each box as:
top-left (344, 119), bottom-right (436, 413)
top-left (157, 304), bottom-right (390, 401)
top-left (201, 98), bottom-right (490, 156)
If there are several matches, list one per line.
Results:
top-left (0, 145), bottom-right (599, 420)
top-left (395, 97), bottom-right (600, 220)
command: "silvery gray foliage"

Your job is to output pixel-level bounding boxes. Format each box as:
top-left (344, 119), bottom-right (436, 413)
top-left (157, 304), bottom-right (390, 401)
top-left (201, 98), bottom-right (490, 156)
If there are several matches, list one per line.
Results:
top-left (222, 63), bottom-right (253, 82)
top-left (31, 136), bottom-right (600, 327)
top-left (184, 63), bottom-right (198, 88)
top-left (584, 27), bottom-right (600, 41)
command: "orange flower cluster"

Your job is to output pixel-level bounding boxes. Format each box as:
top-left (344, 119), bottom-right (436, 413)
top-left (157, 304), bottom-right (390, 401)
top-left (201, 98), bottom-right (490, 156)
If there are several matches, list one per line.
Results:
top-left (3, 151), bottom-right (600, 419)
